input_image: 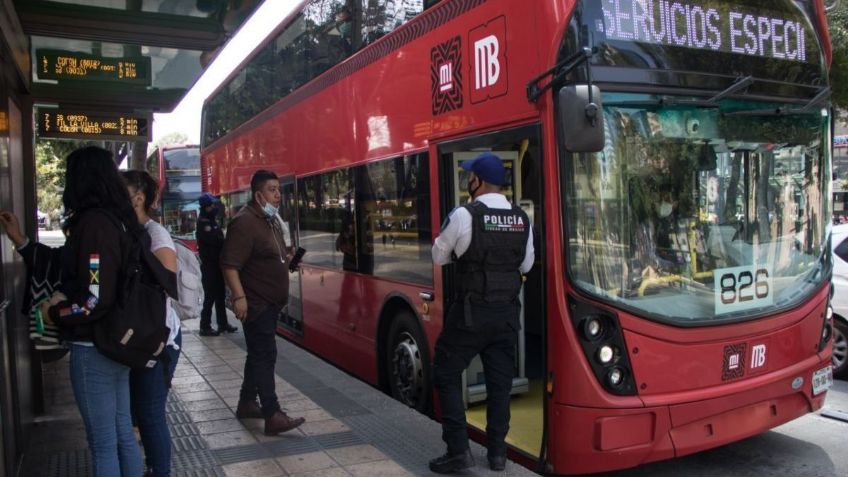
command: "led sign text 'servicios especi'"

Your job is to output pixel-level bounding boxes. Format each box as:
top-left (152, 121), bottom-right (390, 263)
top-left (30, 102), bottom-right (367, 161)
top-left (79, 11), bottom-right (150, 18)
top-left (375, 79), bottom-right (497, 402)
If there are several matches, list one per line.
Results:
top-left (599, 0), bottom-right (809, 62)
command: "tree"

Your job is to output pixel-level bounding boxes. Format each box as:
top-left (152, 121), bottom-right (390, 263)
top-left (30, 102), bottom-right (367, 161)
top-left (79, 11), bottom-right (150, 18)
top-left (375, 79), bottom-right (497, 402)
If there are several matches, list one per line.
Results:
top-left (156, 132), bottom-right (189, 148)
top-left (828, 1), bottom-right (848, 112)
top-left (34, 139), bottom-right (87, 218)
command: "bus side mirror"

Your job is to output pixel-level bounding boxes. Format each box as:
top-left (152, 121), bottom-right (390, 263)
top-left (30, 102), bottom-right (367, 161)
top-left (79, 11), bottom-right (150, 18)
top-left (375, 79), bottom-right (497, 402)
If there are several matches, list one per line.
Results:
top-left (558, 85), bottom-right (605, 153)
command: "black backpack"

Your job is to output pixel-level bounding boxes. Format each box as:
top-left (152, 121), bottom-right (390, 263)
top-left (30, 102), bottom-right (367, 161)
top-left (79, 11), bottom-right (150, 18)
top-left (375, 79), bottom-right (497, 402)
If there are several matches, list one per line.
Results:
top-left (93, 212), bottom-right (178, 369)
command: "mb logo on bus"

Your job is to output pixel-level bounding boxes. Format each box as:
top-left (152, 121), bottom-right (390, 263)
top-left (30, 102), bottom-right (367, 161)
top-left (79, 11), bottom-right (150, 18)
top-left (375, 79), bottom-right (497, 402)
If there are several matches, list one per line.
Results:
top-left (469, 16), bottom-right (508, 104)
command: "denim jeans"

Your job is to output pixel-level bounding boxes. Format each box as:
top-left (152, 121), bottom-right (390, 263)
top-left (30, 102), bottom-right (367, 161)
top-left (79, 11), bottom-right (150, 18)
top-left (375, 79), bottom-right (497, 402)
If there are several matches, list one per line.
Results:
top-left (70, 343), bottom-right (143, 477)
top-left (240, 305), bottom-right (281, 417)
top-left (130, 331), bottom-right (182, 477)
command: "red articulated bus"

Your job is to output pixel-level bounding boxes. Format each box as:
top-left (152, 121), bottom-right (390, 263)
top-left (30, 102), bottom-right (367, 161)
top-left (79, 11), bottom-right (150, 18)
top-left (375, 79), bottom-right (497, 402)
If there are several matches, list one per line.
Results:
top-left (146, 144), bottom-right (202, 249)
top-left (200, 0), bottom-right (835, 473)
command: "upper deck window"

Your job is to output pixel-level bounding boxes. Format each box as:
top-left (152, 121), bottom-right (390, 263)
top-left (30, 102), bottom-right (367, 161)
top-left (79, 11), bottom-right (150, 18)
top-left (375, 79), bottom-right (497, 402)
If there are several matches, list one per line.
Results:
top-left (202, 0), bottom-right (424, 147)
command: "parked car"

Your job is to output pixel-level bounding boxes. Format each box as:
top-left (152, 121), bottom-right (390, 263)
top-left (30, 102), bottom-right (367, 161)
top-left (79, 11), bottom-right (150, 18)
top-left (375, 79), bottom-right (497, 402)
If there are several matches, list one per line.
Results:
top-left (829, 224), bottom-right (848, 379)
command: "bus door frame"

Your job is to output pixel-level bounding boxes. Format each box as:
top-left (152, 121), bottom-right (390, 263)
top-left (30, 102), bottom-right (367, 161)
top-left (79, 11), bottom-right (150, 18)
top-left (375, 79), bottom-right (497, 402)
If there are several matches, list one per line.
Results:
top-left (434, 125), bottom-right (548, 408)
top-left (279, 174), bottom-right (304, 336)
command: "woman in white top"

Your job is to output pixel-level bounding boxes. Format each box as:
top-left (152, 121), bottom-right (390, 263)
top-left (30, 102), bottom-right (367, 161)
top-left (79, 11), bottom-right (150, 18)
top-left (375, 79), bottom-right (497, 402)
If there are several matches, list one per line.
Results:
top-left (123, 170), bottom-right (181, 477)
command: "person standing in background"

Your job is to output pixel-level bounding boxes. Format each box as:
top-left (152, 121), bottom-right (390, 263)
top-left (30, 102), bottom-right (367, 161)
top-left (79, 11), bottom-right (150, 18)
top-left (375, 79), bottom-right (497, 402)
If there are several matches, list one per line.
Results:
top-left (196, 192), bottom-right (237, 336)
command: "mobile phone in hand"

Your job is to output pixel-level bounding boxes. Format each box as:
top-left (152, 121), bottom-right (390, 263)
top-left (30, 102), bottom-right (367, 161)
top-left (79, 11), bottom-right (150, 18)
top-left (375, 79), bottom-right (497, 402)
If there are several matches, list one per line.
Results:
top-left (289, 247), bottom-right (306, 271)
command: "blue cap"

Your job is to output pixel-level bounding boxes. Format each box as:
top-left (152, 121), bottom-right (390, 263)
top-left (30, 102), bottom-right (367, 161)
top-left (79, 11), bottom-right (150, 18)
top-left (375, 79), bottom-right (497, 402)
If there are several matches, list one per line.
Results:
top-left (198, 192), bottom-right (219, 207)
top-left (461, 152), bottom-right (506, 186)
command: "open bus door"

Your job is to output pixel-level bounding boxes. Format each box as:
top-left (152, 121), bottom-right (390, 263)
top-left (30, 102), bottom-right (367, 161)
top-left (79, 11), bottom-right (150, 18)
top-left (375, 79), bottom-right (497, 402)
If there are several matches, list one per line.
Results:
top-left (436, 125), bottom-right (547, 459)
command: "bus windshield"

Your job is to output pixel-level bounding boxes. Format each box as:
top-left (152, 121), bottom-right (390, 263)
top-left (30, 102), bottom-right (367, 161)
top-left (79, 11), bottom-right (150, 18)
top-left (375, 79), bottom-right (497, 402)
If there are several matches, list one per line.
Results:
top-left (564, 93), bottom-right (831, 324)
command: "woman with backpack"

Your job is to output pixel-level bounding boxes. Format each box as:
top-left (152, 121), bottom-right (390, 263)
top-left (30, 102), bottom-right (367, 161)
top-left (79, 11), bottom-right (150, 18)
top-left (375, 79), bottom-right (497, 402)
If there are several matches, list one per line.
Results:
top-left (123, 169), bottom-right (182, 477)
top-left (40, 146), bottom-right (144, 476)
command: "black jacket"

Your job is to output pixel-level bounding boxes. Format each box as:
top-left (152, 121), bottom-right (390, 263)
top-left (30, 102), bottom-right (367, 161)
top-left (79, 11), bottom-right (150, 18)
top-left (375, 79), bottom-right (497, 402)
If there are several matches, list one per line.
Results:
top-left (16, 240), bottom-right (64, 316)
top-left (48, 210), bottom-right (128, 342)
top-left (196, 214), bottom-right (224, 266)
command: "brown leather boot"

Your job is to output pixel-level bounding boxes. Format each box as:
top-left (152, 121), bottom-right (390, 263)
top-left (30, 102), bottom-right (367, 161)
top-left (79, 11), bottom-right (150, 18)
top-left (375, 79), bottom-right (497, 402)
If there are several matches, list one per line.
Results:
top-left (235, 400), bottom-right (263, 419)
top-left (264, 410), bottom-right (305, 436)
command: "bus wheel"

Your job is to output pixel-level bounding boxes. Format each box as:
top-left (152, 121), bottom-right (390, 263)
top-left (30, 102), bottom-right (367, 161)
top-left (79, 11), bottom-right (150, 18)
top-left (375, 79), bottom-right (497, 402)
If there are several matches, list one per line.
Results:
top-left (387, 312), bottom-right (430, 412)
top-left (833, 319), bottom-right (848, 380)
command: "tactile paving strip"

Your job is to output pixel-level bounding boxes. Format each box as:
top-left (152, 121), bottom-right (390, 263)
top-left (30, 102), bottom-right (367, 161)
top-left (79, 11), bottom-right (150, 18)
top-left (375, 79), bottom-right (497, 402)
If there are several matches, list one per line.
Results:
top-left (211, 444), bottom-right (272, 464)
top-left (313, 431), bottom-right (365, 449)
top-left (41, 450), bottom-right (89, 477)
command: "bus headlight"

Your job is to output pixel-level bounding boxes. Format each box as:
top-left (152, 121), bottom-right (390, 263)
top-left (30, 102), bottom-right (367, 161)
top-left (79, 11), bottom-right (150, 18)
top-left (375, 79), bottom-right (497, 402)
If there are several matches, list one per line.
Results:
top-left (607, 367), bottom-right (624, 387)
top-left (597, 345), bottom-right (615, 364)
top-left (582, 317), bottom-right (605, 341)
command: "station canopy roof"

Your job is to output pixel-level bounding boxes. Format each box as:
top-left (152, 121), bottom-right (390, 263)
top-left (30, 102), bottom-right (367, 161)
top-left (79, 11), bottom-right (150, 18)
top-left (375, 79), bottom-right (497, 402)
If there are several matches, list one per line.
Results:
top-left (14, 0), bottom-right (260, 113)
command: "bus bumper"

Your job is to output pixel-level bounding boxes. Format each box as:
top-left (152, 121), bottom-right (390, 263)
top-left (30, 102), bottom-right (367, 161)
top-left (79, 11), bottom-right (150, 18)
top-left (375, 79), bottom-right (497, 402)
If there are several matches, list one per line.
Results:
top-left (546, 356), bottom-right (830, 475)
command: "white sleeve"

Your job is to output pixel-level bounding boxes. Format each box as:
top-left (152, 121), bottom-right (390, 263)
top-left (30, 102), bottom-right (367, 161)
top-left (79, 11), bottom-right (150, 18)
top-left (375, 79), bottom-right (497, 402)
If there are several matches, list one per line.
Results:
top-left (147, 222), bottom-right (176, 252)
top-left (431, 207), bottom-right (469, 266)
top-left (520, 224), bottom-right (535, 274)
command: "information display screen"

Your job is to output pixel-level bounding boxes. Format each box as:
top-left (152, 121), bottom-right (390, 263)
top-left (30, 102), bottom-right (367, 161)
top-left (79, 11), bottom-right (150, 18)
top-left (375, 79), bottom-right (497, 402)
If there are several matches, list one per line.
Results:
top-left (575, 0), bottom-right (826, 85)
top-left (37, 109), bottom-right (151, 141)
top-left (36, 49), bottom-right (152, 86)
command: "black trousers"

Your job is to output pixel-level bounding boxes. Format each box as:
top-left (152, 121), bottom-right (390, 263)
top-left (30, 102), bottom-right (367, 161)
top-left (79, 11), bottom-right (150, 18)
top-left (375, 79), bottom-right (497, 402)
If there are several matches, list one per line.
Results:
top-left (239, 305), bottom-right (281, 418)
top-left (433, 300), bottom-right (519, 456)
top-left (200, 263), bottom-right (229, 330)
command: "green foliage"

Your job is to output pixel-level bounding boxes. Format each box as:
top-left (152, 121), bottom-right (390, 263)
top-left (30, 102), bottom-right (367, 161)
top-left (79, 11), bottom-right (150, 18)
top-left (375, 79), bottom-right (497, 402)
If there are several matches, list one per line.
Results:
top-left (828, 1), bottom-right (848, 112)
top-left (156, 132), bottom-right (189, 148)
top-left (34, 139), bottom-right (86, 215)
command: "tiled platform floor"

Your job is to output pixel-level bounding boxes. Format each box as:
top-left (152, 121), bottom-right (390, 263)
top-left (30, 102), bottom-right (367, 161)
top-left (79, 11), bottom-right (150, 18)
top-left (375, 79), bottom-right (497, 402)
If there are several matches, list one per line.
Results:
top-left (22, 317), bottom-right (539, 477)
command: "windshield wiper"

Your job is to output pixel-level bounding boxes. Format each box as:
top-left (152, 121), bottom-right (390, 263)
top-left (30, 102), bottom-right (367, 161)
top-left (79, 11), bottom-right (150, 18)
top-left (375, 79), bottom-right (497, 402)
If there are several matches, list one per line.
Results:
top-left (605, 76), bottom-right (755, 108)
top-left (724, 87), bottom-right (831, 117)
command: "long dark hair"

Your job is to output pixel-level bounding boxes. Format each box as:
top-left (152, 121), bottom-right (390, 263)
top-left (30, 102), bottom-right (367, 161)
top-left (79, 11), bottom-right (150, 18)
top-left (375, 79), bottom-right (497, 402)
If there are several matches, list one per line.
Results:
top-left (62, 146), bottom-right (140, 234)
top-left (122, 170), bottom-right (160, 214)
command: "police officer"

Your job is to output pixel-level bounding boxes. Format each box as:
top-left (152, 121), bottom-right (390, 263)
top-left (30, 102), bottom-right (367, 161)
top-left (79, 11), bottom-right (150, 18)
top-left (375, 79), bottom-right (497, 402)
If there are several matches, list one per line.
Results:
top-left (429, 152), bottom-right (534, 473)
top-left (197, 193), bottom-right (238, 336)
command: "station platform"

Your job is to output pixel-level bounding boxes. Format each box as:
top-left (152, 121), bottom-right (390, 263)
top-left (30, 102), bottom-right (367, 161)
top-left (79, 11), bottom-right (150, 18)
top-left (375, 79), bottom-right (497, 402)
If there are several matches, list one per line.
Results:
top-left (21, 318), bottom-right (540, 477)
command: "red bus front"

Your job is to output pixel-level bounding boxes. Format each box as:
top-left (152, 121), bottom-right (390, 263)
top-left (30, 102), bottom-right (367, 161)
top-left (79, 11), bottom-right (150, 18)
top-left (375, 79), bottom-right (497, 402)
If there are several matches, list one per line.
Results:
top-left (545, 0), bottom-right (834, 473)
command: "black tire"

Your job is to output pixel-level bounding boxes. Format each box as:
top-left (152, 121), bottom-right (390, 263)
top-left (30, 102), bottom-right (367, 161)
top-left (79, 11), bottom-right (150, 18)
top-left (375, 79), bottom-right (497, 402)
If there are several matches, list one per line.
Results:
top-left (386, 311), bottom-right (431, 412)
top-left (833, 318), bottom-right (848, 380)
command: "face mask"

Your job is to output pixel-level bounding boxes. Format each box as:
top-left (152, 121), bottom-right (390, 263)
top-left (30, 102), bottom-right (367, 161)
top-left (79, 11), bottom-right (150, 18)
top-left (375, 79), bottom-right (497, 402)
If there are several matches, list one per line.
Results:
top-left (467, 178), bottom-right (480, 198)
top-left (262, 202), bottom-right (278, 218)
top-left (257, 194), bottom-right (278, 218)
top-left (659, 202), bottom-right (673, 218)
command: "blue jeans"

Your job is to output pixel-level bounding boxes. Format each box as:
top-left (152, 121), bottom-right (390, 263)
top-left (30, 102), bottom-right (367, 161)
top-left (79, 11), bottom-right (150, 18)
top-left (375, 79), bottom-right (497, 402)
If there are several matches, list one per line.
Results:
top-left (70, 343), bottom-right (143, 477)
top-left (131, 331), bottom-right (181, 477)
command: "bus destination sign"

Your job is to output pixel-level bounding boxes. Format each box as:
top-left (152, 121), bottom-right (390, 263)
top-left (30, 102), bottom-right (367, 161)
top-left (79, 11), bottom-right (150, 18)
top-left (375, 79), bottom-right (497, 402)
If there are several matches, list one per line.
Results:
top-left (598, 0), bottom-right (812, 63)
top-left (36, 49), bottom-right (152, 85)
top-left (37, 109), bottom-right (151, 142)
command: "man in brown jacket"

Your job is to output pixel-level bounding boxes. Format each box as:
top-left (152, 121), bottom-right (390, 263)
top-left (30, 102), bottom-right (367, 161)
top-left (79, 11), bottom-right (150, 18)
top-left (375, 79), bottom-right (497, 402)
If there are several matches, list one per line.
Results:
top-left (221, 169), bottom-right (305, 436)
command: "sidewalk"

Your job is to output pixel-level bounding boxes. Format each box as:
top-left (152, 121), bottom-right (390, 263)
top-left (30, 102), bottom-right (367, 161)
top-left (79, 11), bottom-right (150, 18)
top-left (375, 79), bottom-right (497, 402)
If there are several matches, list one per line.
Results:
top-left (22, 317), bottom-right (540, 477)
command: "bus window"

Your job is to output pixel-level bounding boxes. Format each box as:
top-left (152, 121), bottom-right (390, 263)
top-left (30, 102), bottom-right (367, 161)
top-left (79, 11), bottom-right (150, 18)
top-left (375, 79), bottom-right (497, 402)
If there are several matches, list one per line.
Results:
top-left (359, 154), bottom-right (432, 285)
top-left (297, 170), bottom-right (355, 270)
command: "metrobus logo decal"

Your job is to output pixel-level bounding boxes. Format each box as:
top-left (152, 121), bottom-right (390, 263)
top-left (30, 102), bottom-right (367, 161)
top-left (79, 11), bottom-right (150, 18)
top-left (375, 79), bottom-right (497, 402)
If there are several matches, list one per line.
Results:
top-left (431, 36), bottom-right (464, 115)
top-left (469, 16), bottom-right (508, 104)
top-left (722, 343), bottom-right (746, 381)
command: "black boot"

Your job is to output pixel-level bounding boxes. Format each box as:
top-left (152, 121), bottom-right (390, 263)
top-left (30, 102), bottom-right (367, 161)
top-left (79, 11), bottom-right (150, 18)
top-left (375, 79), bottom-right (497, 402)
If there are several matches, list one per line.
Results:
top-left (428, 449), bottom-right (474, 474)
top-left (219, 324), bottom-right (239, 333)
top-left (199, 328), bottom-right (220, 337)
top-left (488, 454), bottom-right (507, 471)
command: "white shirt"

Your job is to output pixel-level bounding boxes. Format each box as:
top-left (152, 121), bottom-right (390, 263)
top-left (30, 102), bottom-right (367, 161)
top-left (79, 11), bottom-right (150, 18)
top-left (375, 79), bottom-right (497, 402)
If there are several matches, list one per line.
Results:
top-left (432, 193), bottom-right (534, 274)
top-left (144, 219), bottom-right (181, 350)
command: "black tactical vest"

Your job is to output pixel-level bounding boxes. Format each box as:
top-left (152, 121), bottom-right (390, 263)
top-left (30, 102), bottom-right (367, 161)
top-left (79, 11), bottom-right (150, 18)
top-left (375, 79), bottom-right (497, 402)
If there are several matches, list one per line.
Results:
top-left (456, 201), bottom-right (530, 303)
